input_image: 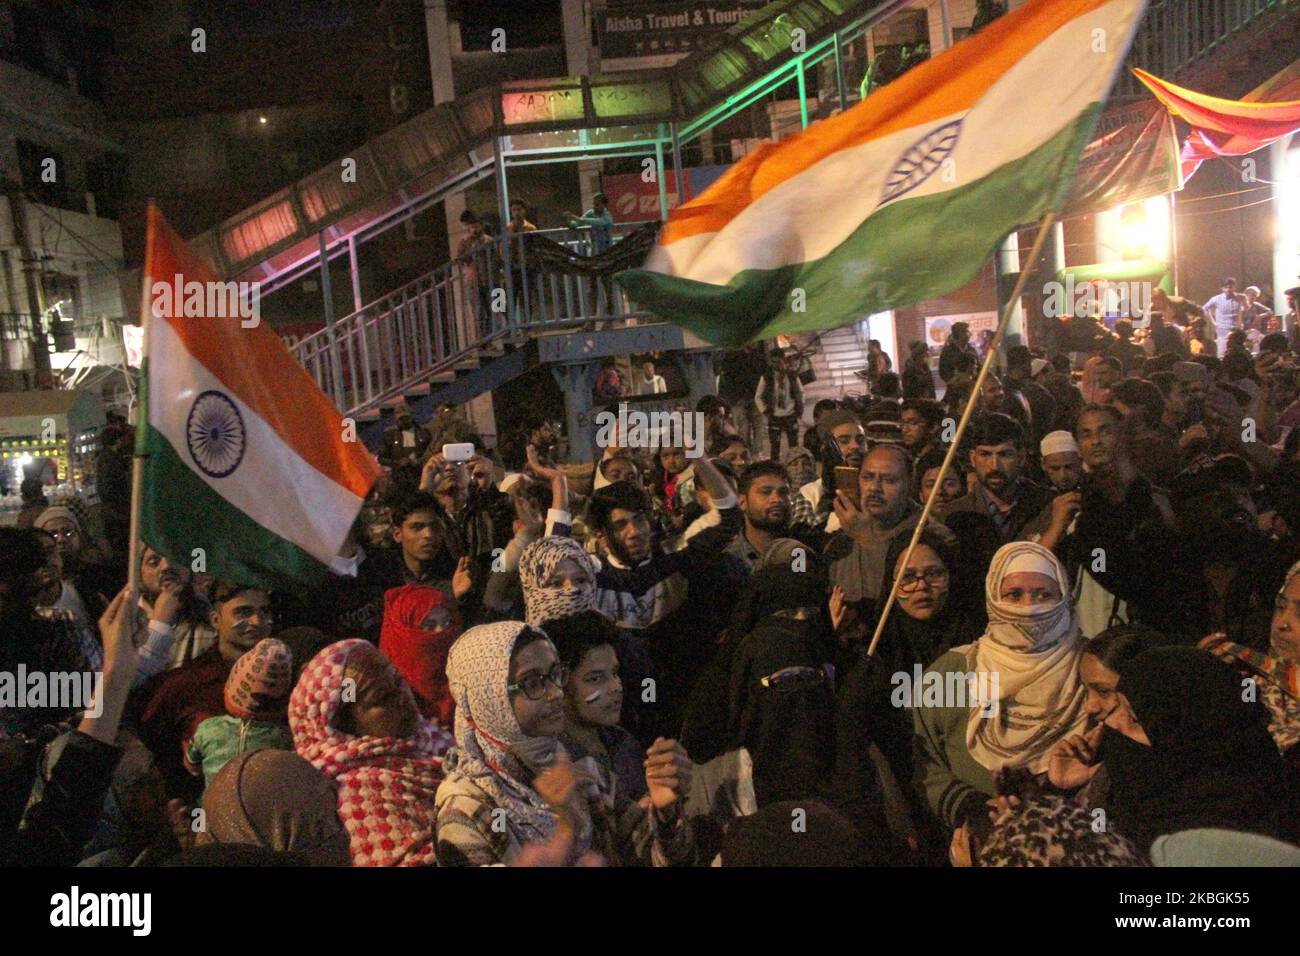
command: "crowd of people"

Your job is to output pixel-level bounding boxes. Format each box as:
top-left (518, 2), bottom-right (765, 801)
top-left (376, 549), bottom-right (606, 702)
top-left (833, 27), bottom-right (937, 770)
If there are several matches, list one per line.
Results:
top-left (5, 278), bottom-right (1300, 868)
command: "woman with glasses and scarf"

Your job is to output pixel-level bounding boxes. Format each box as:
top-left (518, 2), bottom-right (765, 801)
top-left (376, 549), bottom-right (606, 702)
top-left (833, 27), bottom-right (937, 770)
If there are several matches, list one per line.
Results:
top-left (913, 542), bottom-right (1087, 841)
top-left (834, 528), bottom-right (984, 859)
top-left (435, 621), bottom-right (695, 866)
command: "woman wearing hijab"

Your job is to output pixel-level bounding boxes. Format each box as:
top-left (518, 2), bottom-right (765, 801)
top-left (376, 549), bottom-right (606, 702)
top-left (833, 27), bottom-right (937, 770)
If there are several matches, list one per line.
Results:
top-left (518, 535), bottom-right (658, 749)
top-left (290, 640), bottom-right (453, 866)
top-left (1099, 645), bottom-right (1287, 854)
top-left (1200, 561), bottom-right (1300, 756)
top-left (435, 621), bottom-right (694, 867)
top-left (913, 541), bottom-right (1087, 834)
top-left (834, 529), bottom-right (984, 856)
top-left (193, 749), bottom-right (352, 865)
top-left (518, 536), bottom-right (599, 627)
top-left (379, 583), bottom-right (461, 727)
top-left (727, 552), bottom-right (838, 807)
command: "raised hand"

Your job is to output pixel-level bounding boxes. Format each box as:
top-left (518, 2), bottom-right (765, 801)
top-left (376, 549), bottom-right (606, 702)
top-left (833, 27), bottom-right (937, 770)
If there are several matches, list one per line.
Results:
top-left (452, 556), bottom-right (473, 601)
top-left (644, 738), bottom-right (692, 811)
top-left (1047, 723), bottom-right (1103, 790)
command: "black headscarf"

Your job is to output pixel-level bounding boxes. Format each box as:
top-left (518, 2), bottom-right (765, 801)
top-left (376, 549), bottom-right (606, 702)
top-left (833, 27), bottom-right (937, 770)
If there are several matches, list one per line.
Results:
top-left (829, 528), bottom-right (978, 854)
top-left (876, 527), bottom-right (983, 667)
top-left (727, 556), bottom-right (838, 806)
top-left (1103, 646), bottom-right (1285, 853)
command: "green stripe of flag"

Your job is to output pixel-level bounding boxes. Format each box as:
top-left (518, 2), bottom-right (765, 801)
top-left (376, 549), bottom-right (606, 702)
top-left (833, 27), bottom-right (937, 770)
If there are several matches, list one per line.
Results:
top-left (138, 423), bottom-right (329, 591)
top-left (617, 107), bottom-right (1099, 347)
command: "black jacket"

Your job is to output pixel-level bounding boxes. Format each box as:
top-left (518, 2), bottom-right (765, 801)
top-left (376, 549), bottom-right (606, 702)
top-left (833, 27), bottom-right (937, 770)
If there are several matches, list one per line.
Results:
top-left (2, 730), bottom-right (121, 867)
top-left (379, 423), bottom-right (432, 469)
top-left (1074, 477), bottom-right (1295, 645)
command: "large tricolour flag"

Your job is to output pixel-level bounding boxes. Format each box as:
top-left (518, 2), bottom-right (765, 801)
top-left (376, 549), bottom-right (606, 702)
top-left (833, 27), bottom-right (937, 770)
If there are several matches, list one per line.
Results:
top-left (136, 204), bottom-right (381, 589)
top-left (617, 0), bottom-right (1148, 346)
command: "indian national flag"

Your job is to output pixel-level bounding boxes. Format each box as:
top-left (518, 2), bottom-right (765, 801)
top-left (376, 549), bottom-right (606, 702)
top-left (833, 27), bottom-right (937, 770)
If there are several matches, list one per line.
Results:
top-left (137, 205), bottom-right (381, 589)
top-left (617, 0), bottom-right (1148, 346)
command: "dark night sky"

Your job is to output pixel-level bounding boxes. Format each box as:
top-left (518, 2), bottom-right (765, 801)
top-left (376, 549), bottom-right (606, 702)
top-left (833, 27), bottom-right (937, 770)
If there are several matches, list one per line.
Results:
top-left (448, 0), bottom-right (566, 49)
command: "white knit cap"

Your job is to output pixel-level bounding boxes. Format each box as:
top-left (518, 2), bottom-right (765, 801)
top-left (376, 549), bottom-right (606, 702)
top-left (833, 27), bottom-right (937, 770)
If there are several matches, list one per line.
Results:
top-left (1004, 550), bottom-right (1059, 580)
top-left (1039, 430), bottom-right (1079, 458)
top-left (1030, 358), bottom-right (1050, 377)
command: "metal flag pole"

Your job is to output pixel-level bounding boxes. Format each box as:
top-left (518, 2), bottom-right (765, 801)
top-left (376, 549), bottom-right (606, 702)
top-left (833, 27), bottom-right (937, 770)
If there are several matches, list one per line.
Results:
top-left (865, 210), bottom-right (1058, 659)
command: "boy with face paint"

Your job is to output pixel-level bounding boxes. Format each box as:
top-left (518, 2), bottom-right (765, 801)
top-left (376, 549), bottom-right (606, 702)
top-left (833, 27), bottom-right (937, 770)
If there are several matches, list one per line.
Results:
top-left (546, 612), bottom-right (648, 804)
top-left (436, 622), bottom-right (694, 866)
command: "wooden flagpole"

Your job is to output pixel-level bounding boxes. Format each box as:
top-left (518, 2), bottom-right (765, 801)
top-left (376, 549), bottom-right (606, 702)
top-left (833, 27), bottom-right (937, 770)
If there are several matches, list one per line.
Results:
top-left (865, 210), bottom-right (1058, 659)
top-left (125, 202), bottom-right (157, 598)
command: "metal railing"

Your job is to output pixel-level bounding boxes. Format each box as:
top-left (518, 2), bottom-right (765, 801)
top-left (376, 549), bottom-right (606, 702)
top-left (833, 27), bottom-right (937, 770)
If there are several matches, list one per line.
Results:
top-left (1113, 0), bottom-right (1290, 97)
top-left (287, 222), bottom-right (658, 415)
top-left (287, 0), bottom-right (1291, 417)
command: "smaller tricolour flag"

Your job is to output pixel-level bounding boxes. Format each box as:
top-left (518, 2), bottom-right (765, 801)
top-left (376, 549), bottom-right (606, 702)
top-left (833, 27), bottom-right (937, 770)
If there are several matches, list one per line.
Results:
top-left (136, 204), bottom-right (381, 589)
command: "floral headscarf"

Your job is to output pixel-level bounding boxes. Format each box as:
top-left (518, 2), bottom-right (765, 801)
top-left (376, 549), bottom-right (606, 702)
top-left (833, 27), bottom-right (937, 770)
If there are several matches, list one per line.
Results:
top-left (519, 537), bottom-right (598, 627)
top-left (289, 639), bottom-right (453, 866)
top-left (441, 621), bottom-right (561, 844)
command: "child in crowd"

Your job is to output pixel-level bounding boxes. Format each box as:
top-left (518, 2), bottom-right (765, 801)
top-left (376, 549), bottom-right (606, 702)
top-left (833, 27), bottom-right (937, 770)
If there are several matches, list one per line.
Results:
top-left (185, 638), bottom-right (295, 793)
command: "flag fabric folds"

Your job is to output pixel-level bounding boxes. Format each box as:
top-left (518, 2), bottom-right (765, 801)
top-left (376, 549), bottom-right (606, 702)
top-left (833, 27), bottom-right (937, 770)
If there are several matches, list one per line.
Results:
top-left (136, 204), bottom-right (381, 590)
top-left (1133, 64), bottom-right (1300, 181)
top-left (616, 0), bottom-right (1149, 347)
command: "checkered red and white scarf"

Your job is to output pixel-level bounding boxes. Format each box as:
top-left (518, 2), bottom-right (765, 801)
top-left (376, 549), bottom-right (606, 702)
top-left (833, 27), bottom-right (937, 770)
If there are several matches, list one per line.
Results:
top-left (290, 639), bottom-right (453, 866)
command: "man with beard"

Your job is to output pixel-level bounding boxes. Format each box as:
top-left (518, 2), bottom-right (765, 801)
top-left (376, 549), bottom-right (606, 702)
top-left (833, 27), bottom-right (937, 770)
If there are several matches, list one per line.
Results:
top-left (134, 545), bottom-right (217, 670)
top-left (137, 581), bottom-right (274, 799)
top-left (722, 461), bottom-right (801, 572)
top-left (1039, 431), bottom-right (1083, 492)
top-left (941, 413), bottom-right (1054, 568)
top-left (562, 455), bottom-right (741, 742)
top-left (825, 444), bottom-right (934, 626)
top-left (794, 410), bottom-right (866, 530)
top-left (977, 373), bottom-right (1031, 435)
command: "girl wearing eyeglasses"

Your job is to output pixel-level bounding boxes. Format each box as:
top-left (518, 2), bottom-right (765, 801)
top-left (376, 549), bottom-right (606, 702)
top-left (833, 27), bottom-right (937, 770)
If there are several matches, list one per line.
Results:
top-left (833, 526), bottom-right (981, 863)
top-left (435, 621), bottom-right (695, 866)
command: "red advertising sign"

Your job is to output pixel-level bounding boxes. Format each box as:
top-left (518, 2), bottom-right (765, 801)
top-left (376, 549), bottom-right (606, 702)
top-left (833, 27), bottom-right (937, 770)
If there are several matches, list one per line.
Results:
top-left (601, 169), bottom-right (688, 223)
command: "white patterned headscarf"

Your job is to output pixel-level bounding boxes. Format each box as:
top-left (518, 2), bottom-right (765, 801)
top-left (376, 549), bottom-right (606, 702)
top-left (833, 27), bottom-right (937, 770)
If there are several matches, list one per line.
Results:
top-left (441, 621), bottom-right (561, 843)
top-left (960, 542), bottom-right (1087, 775)
top-left (519, 537), bottom-right (599, 627)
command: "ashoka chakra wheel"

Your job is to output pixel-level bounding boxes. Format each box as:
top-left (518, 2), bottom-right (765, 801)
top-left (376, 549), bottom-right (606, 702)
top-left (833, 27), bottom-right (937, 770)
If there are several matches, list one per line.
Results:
top-left (185, 390), bottom-right (247, 478)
